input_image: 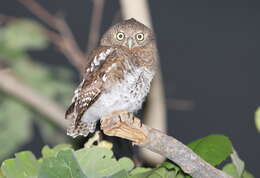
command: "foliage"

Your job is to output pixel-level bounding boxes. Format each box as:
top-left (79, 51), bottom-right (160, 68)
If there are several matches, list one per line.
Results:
top-left (0, 135), bottom-right (255, 178)
top-left (1, 19), bottom-right (48, 51)
top-left (0, 18), bottom-right (75, 159)
top-left (0, 100), bottom-right (32, 160)
top-left (255, 107), bottom-right (260, 132)
top-left (188, 134), bottom-right (232, 166)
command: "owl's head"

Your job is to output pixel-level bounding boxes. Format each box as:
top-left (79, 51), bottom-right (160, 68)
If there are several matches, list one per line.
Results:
top-left (100, 18), bottom-right (155, 49)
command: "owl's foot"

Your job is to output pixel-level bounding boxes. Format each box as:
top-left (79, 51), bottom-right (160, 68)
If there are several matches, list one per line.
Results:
top-left (100, 110), bottom-right (146, 143)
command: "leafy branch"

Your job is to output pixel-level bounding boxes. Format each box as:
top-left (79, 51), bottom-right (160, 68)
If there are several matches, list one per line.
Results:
top-left (100, 112), bottom-right (233, 178)
top-left (0, 136), bottom-right (254, 178)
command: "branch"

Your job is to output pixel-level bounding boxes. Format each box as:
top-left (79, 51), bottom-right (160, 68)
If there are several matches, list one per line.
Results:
top-left (0, 69), bottom-right (68, 128)
top-left (18, 0), bottom-right (86, 74)
top-left (101, 113), bottom-right (232, 178)
top-left (0, 15), bottom-right (17, 24)
top-left (86, 0), bottom-right (105, 53)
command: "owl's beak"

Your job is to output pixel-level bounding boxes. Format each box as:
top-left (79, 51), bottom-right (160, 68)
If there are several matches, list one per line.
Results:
top-left (127, 37), bottom-right (134, 49)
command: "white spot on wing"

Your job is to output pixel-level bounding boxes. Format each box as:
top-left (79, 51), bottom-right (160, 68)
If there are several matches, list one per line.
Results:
top-left (102, 74), bottom-right (107, 81)
top-left (86, 48), bottom-right (114, 73)
top-left (93, 56), bottom-right (100, 66)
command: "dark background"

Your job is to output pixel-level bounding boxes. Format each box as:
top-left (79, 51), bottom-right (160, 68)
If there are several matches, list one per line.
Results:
top-left (1, 0), bottom-right (260, 176)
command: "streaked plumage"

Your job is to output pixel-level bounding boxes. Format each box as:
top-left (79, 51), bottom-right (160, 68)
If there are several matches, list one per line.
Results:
top-left (65, 18), bottom-right (157, 138)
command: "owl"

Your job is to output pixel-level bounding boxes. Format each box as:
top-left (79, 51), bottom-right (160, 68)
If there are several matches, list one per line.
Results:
top-left (65, 18), bottom-right (157, 138)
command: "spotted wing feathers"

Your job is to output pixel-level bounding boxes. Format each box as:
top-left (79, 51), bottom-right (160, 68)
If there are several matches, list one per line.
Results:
top-left (65, 47), bottom-right (117, 138)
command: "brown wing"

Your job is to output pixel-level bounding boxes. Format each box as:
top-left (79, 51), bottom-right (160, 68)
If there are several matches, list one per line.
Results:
top-left (65, 46), bottom-right (132, 137)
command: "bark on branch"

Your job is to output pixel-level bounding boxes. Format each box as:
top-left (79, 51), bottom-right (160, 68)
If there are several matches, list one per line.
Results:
top-left (101, 114), bottom-right (232, 178)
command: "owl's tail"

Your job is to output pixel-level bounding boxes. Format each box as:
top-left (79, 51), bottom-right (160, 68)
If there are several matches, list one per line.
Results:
top-left (67, 118), bottom-right (97, 138)
top-left (65, 102), bottom-right (97, 138)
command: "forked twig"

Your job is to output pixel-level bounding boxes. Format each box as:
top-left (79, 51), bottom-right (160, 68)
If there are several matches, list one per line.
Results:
top-left (18, 0), bottom-right (86, 74)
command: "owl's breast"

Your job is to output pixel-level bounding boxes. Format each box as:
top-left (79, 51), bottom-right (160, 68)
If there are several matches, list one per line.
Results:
top-left (90, 67), bottom-right (154, 118)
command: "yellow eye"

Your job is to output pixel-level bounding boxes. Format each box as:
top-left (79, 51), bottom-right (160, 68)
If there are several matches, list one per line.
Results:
top-left (136, 33), bottom-right (144, 41)
top-left (116, 32), bottom-right (125, 41)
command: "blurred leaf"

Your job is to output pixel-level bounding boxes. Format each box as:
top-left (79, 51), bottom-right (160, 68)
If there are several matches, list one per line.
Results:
top-left (38, 150), bottom-right (87, 178)
top-left (2, 19), bottom-right (48, 51)
top-left (1, 151), bottom-right (39, 178)
top-left (0, 171), bottom-right (5, 178)
top-left (0, 98), bottom-right (32, 160)
top-left (255, 107), bottom-right (260, 132)
top-left (11, 59), bottom-right (74, 106)
top-left (230, 148), bottom-right (245, 177)
top-left (0, 45), bottom-right (28, 60)
top-left (75, 147), bottom-right (134, 178)
top-left (188, 134), bottom-right (232, 166)
top-left (36, 116), bottom-right (68, 145)
top-left (243, 171), bottom-right (255, 178)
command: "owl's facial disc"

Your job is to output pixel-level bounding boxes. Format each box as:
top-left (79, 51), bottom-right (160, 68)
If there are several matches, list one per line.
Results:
top-left (100, 18), bottom-right (154, 48)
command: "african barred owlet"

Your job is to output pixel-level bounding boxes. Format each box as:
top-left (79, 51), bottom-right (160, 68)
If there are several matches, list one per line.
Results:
top-left (65, 18), bottom-right (157, 138)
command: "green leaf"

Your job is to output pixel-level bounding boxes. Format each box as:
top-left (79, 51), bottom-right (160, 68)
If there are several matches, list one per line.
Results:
top-left (255, 107), bottom-right (260, 132)
top-left (38, 150), bottom-right (87, 178)
top-left (223, 148), bottom-right (255, 178)
top-left (108, 170), bottom-right (129, 178)
top-left (145, 167), bottom-right (176, 178)
top-left (130, 165), bottom-right (178, 178)
top-left (188, 134), bottom-right (232, 166)
top-left (76, 147), bottom-right (134, 178)
top-left (222, 163), bottom-right (240, 178)
top-left (0, 98), bottom-right (32, 160)
top-left (1, 151), bottom-right (39, 178)
top-left (230, 148), bottom-right (245, 177)
top-left (2, 19), bottom-right (48, 51)
top-left (41, 144), bottom-right (72, 159)
top-left (118, 157), bottom-right (134, 172)
top-left (129, 167), bottom-right (152, 176)
top-left (160, 161), bottom-right (180, 172)
top-left (222, 163), bottom-right (255, 178)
